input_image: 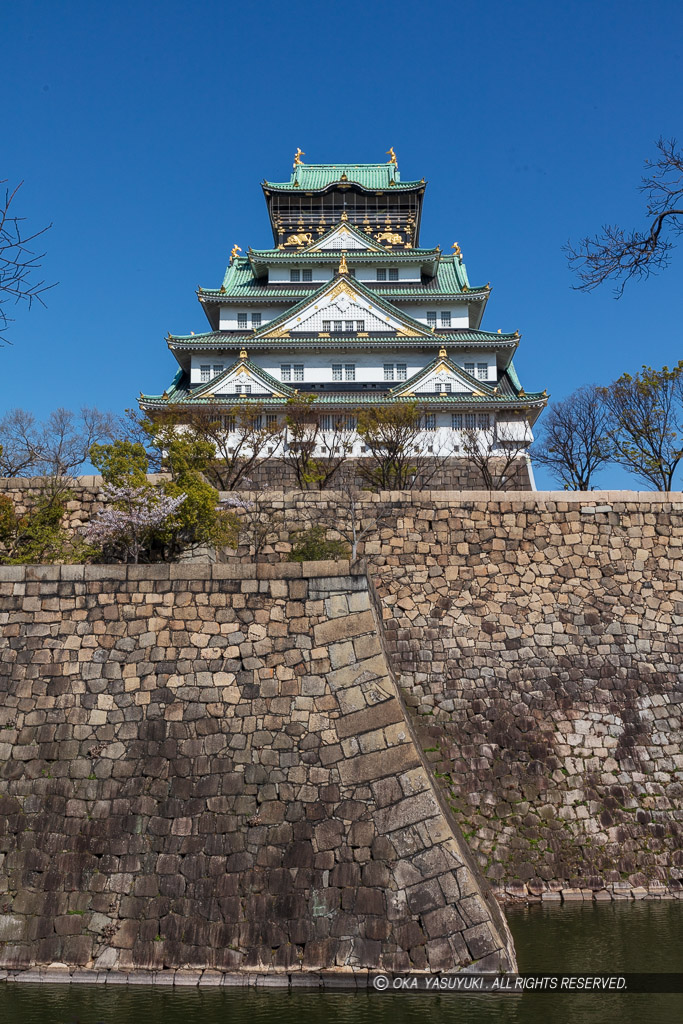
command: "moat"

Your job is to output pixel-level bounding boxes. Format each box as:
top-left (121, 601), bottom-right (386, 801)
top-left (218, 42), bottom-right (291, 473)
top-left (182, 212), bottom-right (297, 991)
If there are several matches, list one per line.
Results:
top-left (0, 902), bottom-right (680, 1024)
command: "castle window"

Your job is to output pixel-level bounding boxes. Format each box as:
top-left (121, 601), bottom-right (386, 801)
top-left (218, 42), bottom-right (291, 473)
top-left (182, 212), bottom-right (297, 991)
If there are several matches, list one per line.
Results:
top-left (332, 364), bottom-right (342, 381)
top-left (452, 413), bottom-right (463, 429)
top-left (376, 268), bottom-right (387, 281)
top-left (281, 364), bottom-right (292, 381)
top-left (344, 364), bottom-right (355, 381)
top-left (464, 362), bottom-right (475, 375)
top-left (478, 413), bottom-right (490, 429)
top-left (266, 414), bottom-right (278, 428)
top-left (334, 320), bottom-right (343, 332)
top-left (200, 364), bottom-right (211, 383)
top-left (388, 268), bottom-right (399, 281)
top-left (293, 364), bottom-right (304, 382)
top-left (235, 384), bottom-right (251, 395)
top-left (424, 413), bottom-right (436, 430)
top-left (254, 415), bottom-right (263, 431)
top-left (427, 311), bottom-right (437, 327)
top-left (435, 382), bottom-right (452, 393)
top-left (396, 363), bottom-right (407, 380)
top-left (477, 362), bottom-right (488, 380)
top-left (440, 311), bottom-right (451, 327)
top-left (302, 269), bottom-right (312, 282)
top-left (212, 364), bottom-right (224, 379)
top-left (384, 364), bottom-right (394, 381)
top-left (322, 320), bottom-right (331, 332)
top-left (238, 313), bottom-right (248, 329)
top-left (290, 269), bottom-right (300, 282)
top-left (251, 312), bottom-right (261, 327)
top-left (356, 319), bottom-right (365, 332)
top-left (221, 415), bottom-right (236, 432)
top-left (465, 413), bottom-right (476, 428)
top-left (345, 320), bottom-right (355, 332)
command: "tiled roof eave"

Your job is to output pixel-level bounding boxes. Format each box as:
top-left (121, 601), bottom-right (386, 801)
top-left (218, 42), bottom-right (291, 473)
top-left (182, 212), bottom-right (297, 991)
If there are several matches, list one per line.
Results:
top-left (169, 337), bottom-right (518, 352)
top-left (247, 249), bottom-right (440, 261)
top-left (140, 393), bottom-right (546, 409)
top-left (263, 181), bottom-right (424, 194)
top-left (199, 287), bottom-right (489, 303)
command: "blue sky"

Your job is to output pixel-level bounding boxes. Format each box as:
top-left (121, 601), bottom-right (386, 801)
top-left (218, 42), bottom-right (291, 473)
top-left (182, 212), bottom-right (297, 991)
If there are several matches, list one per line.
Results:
top-left (3, 0), bottom-right (682, 488)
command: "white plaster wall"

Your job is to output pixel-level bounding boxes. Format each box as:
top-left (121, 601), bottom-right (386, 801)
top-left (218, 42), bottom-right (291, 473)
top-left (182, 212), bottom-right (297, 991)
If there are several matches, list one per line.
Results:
top-left (219, 305), bottom-right (288, 330)
top-left (252, 351), bottom-right (425, 383)
top-left (268, 267), bottom-right (334, 284)
top-left (399, 304), bottom-right (469, 329)
top-left (355, 265), bottom-right (422, 283)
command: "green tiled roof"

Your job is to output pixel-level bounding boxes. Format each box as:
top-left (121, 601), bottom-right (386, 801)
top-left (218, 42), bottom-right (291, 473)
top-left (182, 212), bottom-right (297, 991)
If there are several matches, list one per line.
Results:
top-left (168, 329), bottom-right (519, 350)
top-left (200, 255), bottom-right (483, 301)
top-left (263, 162), bottom-right (424, 193)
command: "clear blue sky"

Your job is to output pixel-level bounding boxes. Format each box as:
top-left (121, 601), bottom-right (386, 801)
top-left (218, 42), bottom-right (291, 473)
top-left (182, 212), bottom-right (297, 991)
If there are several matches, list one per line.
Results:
top-left (3, 0), bottom-right (682, 488)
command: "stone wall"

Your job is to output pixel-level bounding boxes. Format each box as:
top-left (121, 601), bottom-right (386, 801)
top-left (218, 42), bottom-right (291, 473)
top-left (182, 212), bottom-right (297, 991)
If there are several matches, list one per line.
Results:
top-left (362, 493), bottom-right (683, 900)
top-left (0, 561), bottom-right (514, 975)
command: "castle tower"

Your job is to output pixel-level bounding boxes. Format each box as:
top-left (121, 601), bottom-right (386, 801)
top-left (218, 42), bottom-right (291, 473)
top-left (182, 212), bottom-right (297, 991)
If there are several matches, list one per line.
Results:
top-left (140, 152), bottom-right (547, 487)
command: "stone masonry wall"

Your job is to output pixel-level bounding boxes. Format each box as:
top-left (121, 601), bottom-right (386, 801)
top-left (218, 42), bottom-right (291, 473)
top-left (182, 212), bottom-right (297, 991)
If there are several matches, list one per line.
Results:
top-left (361, 492), bottom-right (683, 900)
top-left (0, 561), bottom-right (514, 975)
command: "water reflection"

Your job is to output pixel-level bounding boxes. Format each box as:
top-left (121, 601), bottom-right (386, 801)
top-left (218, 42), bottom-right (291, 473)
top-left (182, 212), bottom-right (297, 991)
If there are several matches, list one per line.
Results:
top-left (0, 902), bottom-right (680, 1024)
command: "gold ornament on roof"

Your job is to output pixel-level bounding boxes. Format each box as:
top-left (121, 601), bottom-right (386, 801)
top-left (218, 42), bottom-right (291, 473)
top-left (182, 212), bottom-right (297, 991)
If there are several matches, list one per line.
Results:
top-left (497, 328), bottom-right (502, 334)
top-left (542, 389), bottom-right (548, 397)
top-left (340, 210), bottom-right (349, 222)
top-left (338, 252), bottom-right (349, 275)
top-left (293, 147), bottom-right (305, 168)
top-left (386, 147), bottom-right (397, 165)
top-left (438, 347), bottom-right (447, 359)
top-left (452, 242), bottom-right (462, 258)
top-left (230, 244), bottom-right (242, 263)
top-left (240, 349), bottom-right (248, 360)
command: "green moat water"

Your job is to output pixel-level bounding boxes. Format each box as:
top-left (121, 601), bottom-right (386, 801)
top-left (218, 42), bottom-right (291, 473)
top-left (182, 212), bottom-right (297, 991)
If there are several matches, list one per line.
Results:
top-left (0, 902), bottom-right (680, 1024)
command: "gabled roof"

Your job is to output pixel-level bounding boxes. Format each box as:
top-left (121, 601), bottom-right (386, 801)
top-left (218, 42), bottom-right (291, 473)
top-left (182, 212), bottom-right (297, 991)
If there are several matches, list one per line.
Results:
top-left (392, 353), bottom-right (496, 399)
top-left (301, 220), bottom-right (386, 252)
top-left (167, 327), bottom-right (519, 350)
top-left (263, 161), bottom-right (424, 193)
top-left (250, 270), bottom-right (437, 340)
top-left (195, 355), bottom-right (296, 401)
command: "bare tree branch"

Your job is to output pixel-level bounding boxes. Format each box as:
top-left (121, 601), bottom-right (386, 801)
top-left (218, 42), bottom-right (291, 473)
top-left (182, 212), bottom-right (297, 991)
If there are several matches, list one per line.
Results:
top-left (0, 180), bottom-right (55, 344)
top-left (565, 137), bottom-right (683, 295)
top-left (531, 386), bottom-right (612, 490)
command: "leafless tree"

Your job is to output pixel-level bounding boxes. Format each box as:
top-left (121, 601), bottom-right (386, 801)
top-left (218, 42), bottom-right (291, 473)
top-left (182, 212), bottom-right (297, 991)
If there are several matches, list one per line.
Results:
top-left (284, 396), bottom-right (355, 489)
top-left (356, 402), bottom-right (456, 491)
top-left (599, 363), bottom-right (683, 491)
top-left (460, 417), bottom-right (531, 490)
top-left (297, 467), bottom-right (394, 562)
top-left (565, 137), bottom-right (683, 295)
top-left (0, 406), bottom-right (116, 479)
top-left (0, 180), bottom-right (55, 344)
top-left (220, 487), bottom-right (285, 557)
top-left (188, 403), bottom-right (285, 491)
top-left (531, 386), bottom-right (613, 490)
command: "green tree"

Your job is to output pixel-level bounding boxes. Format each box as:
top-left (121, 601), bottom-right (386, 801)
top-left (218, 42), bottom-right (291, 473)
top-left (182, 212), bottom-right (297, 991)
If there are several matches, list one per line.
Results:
top-left (90, 440), bottom-right (149, 487)
top-left (600, 363), bottom-right (683, 491)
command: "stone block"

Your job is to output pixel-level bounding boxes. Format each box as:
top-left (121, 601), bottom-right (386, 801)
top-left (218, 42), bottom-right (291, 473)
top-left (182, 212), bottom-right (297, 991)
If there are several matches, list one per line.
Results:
top-left (338, 743), bottom-right (420, 786)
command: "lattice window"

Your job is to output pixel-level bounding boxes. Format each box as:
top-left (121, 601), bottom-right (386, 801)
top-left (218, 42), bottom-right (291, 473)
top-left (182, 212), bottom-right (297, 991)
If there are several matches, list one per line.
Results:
top-left (452, 413), bottom-right (463, 429)
top-left (427, 311), bottom-right (437, 327)
top-left (322, 320), bottom-right (331, 331)
top-left (356, 320), bottom-right (365, 332)
top-left (440, 311), bottom-right (451, 327)
top-left (464, 362), bottom-right (475, 376)
top-left (424, 413), bottom-right (436, 430)
top-left (302, 269), bottom-right (312, 282)
top-left (332, 364), bottom-right (342, 381)
top-left (281, 364), bottom-right (292, 381)
top-left (396, 363), bottom-right (407, 381)
top-left (465, 413), bottom-right (476, 428)
top-left (251, 313), bottom-right (261, 327)
top-left (212, 364), bottom-right (224, 379)
top-left (290, 270), bottom-right (300, 282)
top-left (237, 313), bottom-right (248, 329)
top-left (384, 364), bottom-right (394, 381)
top-left (200, 365), bottom-right (211, 383)
top-left (478, 413), bottom-right (490, 429)
top-left (477, 363), bottom-right (488, 380)
top-left (344, 364), bottom-right (355, 381)
top-left (388, 268), bottom-right (399, 281)
top-left (293, 365), bottom-right (304, 382)
top-left (376, 268), bottom-right (387, 281)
